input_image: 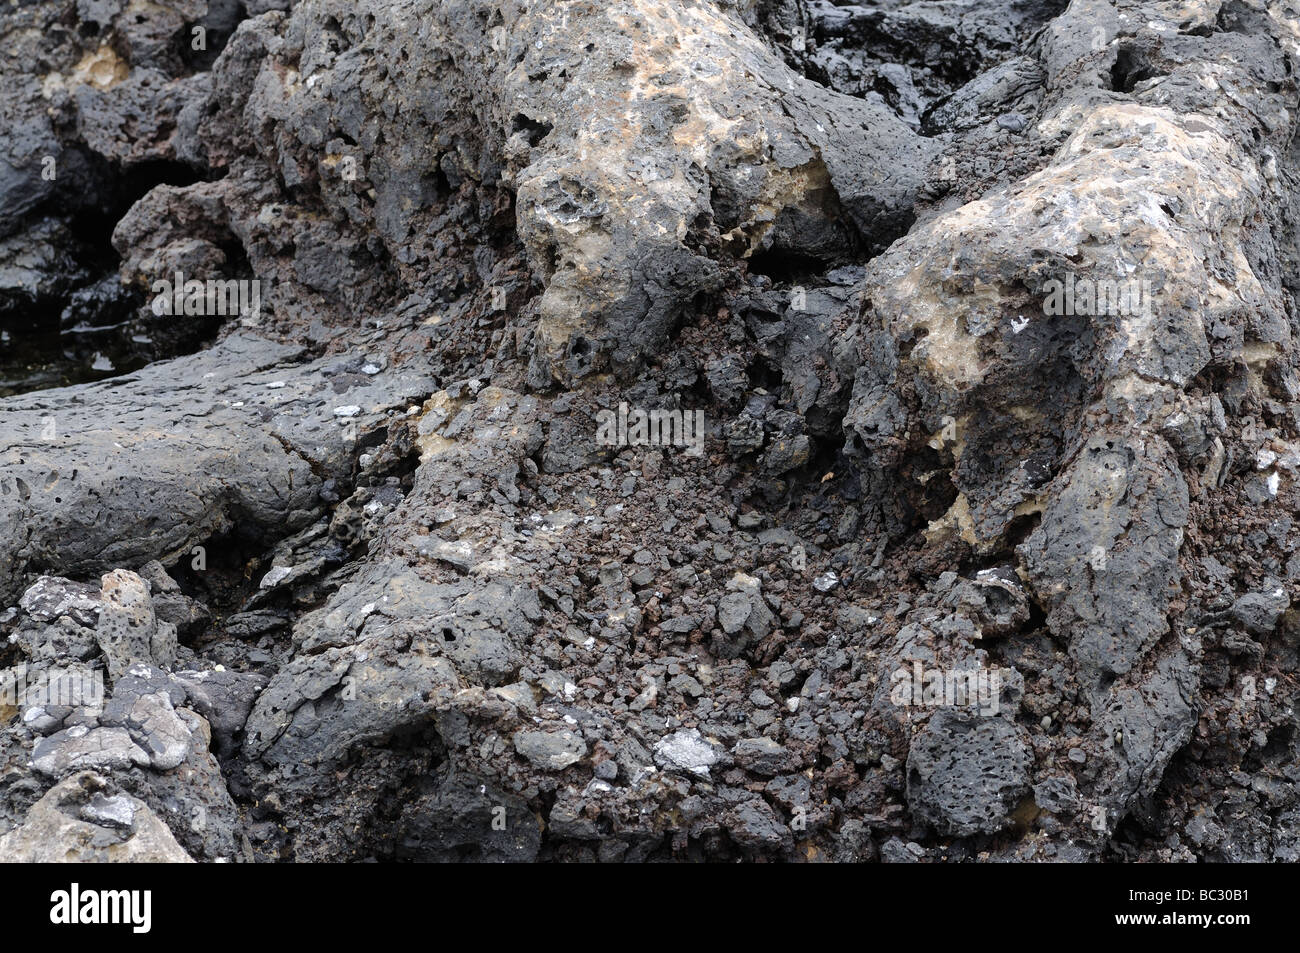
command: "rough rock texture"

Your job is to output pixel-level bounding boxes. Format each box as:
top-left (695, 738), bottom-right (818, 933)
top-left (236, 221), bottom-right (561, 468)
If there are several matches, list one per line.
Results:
top-left (0, 772), bottom-right (194, 863)
top-left (2, 0), bottom-right (1300, 864)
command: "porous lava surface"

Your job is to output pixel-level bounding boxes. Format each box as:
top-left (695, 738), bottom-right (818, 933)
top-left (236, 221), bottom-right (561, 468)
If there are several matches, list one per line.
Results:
top-left (2, 0), bottom-right (1300, 862)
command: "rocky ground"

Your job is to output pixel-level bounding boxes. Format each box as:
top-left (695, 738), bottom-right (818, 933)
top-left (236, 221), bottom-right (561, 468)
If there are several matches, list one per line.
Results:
top-left (1, 0), bottom-right (1299, 862)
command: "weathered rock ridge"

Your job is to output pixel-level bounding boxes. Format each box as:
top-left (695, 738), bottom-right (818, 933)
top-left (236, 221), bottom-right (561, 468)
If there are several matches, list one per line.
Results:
top-left (2, 0), bottom-right (1299, 863)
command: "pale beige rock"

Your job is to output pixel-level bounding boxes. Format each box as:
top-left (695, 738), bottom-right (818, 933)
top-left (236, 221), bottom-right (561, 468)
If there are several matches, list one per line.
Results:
top-left (0, 772), bottom-right (193, 863)
top-left (94, 569), bottom-right (176, 681)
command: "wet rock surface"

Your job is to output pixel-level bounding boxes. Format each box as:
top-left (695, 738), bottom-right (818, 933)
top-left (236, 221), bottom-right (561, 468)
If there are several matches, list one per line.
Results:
top-left (1, 0), bottom-right (1299, 864)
